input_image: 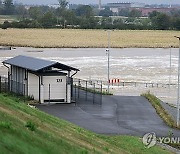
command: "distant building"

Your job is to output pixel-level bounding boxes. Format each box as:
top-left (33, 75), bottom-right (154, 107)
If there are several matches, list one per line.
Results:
top-left (139, 8), bottom-right (174, 16)
top-left (107, 2), bottom-right (145, 14)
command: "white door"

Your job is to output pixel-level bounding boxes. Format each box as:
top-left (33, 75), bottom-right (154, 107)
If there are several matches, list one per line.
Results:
top-left (43, 76), bottom-right (66, 102)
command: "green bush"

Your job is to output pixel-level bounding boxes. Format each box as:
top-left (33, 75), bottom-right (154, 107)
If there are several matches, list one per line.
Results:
top-left (25, 121), bottom-right (36, 131)
top-left (0, 121), bottom-right (11, 129)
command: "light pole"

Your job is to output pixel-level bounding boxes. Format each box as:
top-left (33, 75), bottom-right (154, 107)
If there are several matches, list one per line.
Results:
top-left (174, 36), bottom-right (180, 127)
top-left (106, 30), bottom-right (111, 93)
top-left (169, 45), bottom-right (172, 88)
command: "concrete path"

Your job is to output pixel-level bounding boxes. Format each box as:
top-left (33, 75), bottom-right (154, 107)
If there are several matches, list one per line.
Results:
top-left (37, 95), bottom-right (180, 137)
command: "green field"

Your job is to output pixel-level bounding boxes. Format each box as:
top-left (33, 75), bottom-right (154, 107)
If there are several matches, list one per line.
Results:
top-left (0, 93), bottom-right (171, 154)
top-left (0, 29), bottom-right (180, 48)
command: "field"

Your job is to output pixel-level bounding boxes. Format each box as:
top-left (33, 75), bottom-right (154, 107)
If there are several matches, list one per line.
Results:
top-left (0, 93), bottom-right (171, 154)
top-left (0, 29), bottom-right (180, 48)
top-left (0, 15), bottom-right (18, 24)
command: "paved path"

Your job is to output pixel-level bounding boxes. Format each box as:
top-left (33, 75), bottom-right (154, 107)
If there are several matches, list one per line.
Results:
top-left (37, 95), bottom-right (180, 137)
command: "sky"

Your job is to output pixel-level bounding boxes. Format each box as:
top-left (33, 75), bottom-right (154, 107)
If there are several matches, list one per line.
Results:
top-left (15, 0), bottom-right (180, 5)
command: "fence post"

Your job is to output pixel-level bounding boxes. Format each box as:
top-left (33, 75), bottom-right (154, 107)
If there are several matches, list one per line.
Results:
top-left (93, 83), bottom-right (95, 104)
top-left (0, 76), bottom-right (1, 93)
top-left (23, 84), bottom-right (25, 102)
top-left (100, 81), bottom-right (103, 105)
top-left (48, 84), bottom-right (51, 104)
top-left (8, 72), bottom-right (10, 92)
top-left (75, 84), bottom-right (77, 106)
top-left (78, 79), bottom-right (80, 99)
top-left (86, 81), bottom-right (87, 101)
top-left (5, 78), bottom-right (7, 93)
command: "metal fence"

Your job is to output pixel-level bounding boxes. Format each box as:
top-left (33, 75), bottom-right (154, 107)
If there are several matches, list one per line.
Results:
top-left (72, 78), bottom-right (103, 105)
top-left (0, 76), bottom-right (9, 93)
top-left (0, 76), bottom-right (25, 95)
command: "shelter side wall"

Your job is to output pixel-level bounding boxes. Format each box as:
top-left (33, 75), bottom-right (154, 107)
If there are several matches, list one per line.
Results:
top-left (10, 66), bottom-right (26, 94)
top-left (11, 66), bottom-right (25, 83)
top-left (28, 73), bottom-right (39, 100)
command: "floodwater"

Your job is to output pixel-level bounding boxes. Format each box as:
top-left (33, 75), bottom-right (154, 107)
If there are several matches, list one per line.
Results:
top-left (0, 47), bottom-right (179, 105)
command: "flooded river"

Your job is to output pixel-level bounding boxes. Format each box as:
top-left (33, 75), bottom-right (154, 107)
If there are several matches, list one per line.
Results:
top-left (0, 47), bottom-right (179, 105)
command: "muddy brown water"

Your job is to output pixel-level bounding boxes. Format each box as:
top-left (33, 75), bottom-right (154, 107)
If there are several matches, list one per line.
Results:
top-left (0, 47), bottom-right (179, 105)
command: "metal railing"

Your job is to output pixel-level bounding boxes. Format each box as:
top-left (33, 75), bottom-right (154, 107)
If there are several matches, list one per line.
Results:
top-left (72, 78), bottom-right (103, 105)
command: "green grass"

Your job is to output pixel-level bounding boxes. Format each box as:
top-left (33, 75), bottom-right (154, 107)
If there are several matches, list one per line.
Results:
top-left (0, 93), bottom-right (172, 154)
top-left (141, 92), bottom-right (178, 129)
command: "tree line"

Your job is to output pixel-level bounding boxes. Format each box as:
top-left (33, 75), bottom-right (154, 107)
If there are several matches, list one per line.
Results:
top-left (1, 0), bottom-right (180, 30)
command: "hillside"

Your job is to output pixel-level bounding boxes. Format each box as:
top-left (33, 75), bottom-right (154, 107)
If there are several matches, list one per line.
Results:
top-left (0, 93), bottom-right (171, 154)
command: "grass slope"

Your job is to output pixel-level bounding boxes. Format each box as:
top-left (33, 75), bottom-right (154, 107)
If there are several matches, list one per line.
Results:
top-left (0, 29), bottom-right (180, 48)
top-left (0, 93), bottom-right (171, 154)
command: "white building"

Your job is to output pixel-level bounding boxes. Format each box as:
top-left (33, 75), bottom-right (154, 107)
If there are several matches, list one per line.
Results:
top-left (3, 55), bottom-right (79, 104)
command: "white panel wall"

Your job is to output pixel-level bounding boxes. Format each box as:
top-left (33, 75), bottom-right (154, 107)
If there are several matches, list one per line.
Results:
top-left (28, 73), bottom-right (39, 100)
top-left (43, 76), bottom-right (66, 101)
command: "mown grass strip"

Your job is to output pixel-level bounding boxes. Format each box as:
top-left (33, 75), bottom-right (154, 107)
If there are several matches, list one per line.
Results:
top-left (141, 92), bottom-right (179, 129)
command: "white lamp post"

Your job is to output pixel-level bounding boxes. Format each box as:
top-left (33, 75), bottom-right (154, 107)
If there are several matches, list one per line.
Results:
top-left (174, 36), bottom-right (180, 127)
top-left (106, 30), bottom-right (111, 93)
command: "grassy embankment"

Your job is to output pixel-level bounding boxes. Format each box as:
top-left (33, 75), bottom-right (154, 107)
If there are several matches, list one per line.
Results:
top-left (142, 92), bottom-right (180, 149)
top-left (0, 93), bottom-right (171, 154)
top-left (0, 29), bottom-right (180, 48)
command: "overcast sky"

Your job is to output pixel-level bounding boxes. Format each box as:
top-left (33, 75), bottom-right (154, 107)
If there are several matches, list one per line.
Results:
top-left (15, 0), bottom-right (180, 5)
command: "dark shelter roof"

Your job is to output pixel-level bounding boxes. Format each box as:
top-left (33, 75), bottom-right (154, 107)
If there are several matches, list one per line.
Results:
top-left (3, 55), bottom-right (79, 72)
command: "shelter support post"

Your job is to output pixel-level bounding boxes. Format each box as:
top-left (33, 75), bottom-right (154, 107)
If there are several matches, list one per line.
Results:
top-left (67, 71), bottom-right (71, 103)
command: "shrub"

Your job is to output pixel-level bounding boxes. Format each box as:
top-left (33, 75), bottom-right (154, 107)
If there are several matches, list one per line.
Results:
top-left (25, 121), bottom-right (36, 131)
top-left (0, 121), bottom-right (11, 129)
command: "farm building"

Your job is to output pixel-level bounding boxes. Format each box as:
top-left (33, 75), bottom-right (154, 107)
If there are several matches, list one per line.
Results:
top-left (2, 55), bottom-right (79, 104)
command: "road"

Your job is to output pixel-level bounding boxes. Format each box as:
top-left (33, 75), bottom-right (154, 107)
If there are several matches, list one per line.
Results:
top-left (37, 95), bottom-right (180, 137)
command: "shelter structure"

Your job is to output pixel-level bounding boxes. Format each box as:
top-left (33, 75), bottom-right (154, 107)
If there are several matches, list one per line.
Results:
top-left (3, 55), bottom-right (79, 104)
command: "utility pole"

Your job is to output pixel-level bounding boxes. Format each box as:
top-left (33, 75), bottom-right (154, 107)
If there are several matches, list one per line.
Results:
top-left (98, 0), bottom-right (102, 10)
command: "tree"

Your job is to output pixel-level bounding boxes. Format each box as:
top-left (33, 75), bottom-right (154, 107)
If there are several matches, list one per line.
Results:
top-left (3, 0), bottom-right (14, 15)
top-left (173, 17), bottom-right (180, 30)
top-left (75, 5), bottom-right (93, 18)
top-left (58, 0), bottom-right (68, 9)
top-left (29, 7), bottom-right (42, 20)
top-left (129, 9), bottom-right (142, 17)
top-left (118, 8), bottom-right (130, 17)
top-left (150, 12), bottom-right (171, 30)
top-left (15, 5), bottom-right (28, 19)
top-left (99, 7), bottom-right (113, 17)
top-left (40, 11), bottom-right (56, 28)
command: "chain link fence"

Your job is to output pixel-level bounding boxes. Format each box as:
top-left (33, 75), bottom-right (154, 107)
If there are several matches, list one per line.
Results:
top-left (0, 76), bottom-right (9, 93)
top-left (0, 76), bottom-right (25, 95)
